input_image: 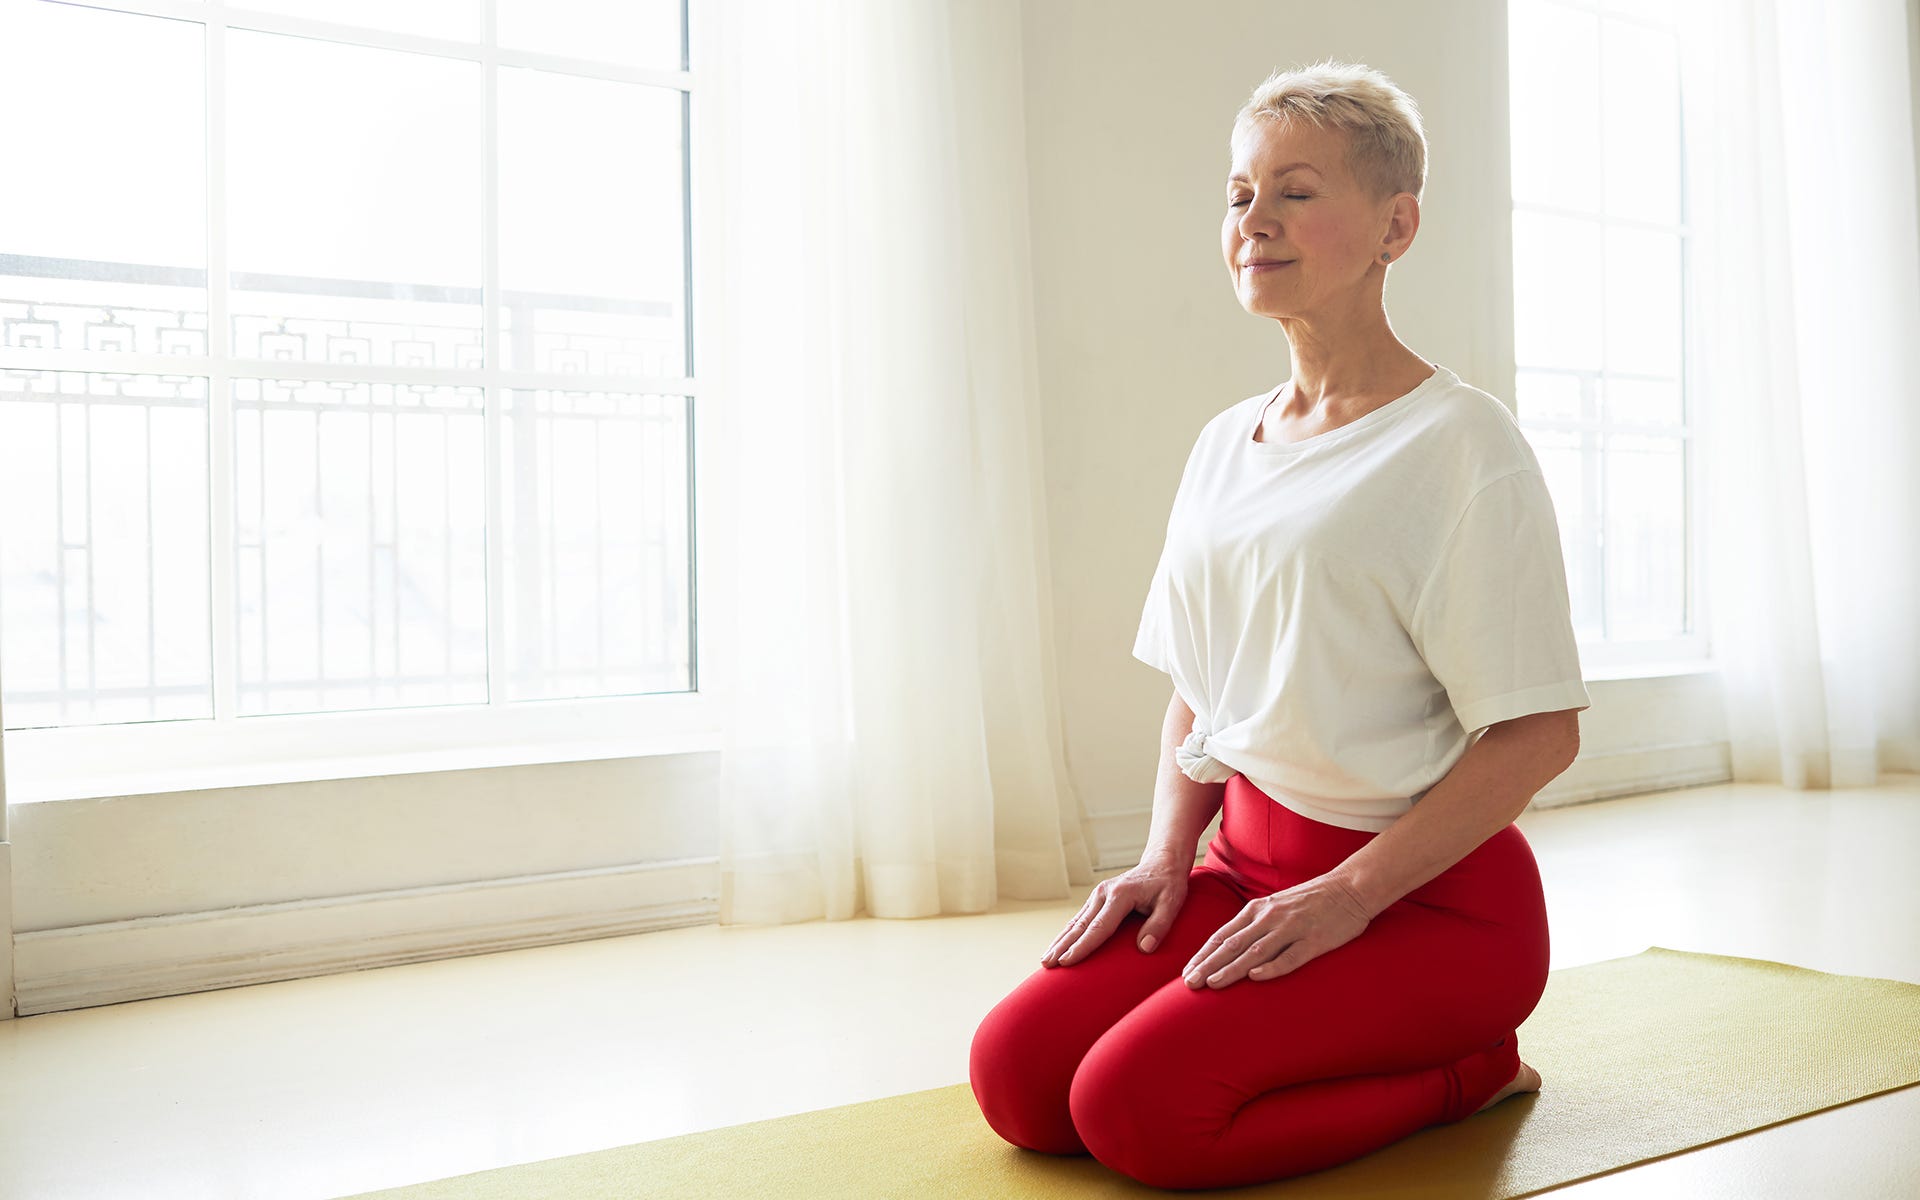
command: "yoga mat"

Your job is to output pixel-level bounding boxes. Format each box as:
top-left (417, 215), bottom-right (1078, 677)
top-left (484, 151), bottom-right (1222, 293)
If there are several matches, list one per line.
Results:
top-left (339, 946), bottom-right (1920, 1198)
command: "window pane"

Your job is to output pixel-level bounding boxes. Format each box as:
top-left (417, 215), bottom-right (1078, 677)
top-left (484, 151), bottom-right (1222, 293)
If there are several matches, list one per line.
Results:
top-left (226, 30), bottom-right (484, 370)
top-left (1527, 427), bottom-right (1603, 641)
top-left (1603, 224), bottom-right (1683, 378)
top-left (1596, 0), bottom-right (1677, 26)
top-left (1514, 210), bottom-right (1604, 371)
top-left (232, 379), bottom-right (487, 716)
top-left (502, 388), bottom-right (690, 700)
top-left (1602, 375), bottom-right (1683, 427)
top-left (497, 0), bottom-right (683, 72)
top-left (1601, 17), bottom-right (1681, 227)
top-left (1604, 431), bottom-right (1687, 639)
top-left (1509, 0), bottom-right (1600, 215)
top-left (1515, 369), bottom-right (1587, 423)
top-left (229, 0), bottom-right (482, 42)
top-left (498, 67), bottom-right (687, 379)
top-left (0, 1), bottom-right (206, 358)
top-left (0, 368), bottom-right (212, 728)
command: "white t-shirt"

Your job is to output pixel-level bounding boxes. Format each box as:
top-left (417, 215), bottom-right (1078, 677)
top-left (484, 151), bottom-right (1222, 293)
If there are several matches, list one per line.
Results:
top-left (1132, 362), bottom-right (1591, 832)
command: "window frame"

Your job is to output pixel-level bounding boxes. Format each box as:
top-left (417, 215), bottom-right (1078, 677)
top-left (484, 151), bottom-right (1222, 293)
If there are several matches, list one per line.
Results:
top-left (1508, 0), bottom-right (1710, 674)
top-left (0, 0), bottom-right (716, 801)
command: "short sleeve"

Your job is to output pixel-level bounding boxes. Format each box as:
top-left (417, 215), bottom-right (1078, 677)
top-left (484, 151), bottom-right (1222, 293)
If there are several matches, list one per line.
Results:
top-left (1132, 548), bottom-right (1173, 674)
top-left (1408, 468), bottom-right (1592, 735)
top-left (1130, 423), bottom-right (1209, 677)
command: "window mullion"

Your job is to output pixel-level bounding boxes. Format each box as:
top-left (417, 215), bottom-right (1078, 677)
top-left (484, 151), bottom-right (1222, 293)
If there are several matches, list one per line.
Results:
top-left (207, 16), bottom-right (237, 722)
top-left (482, 0), bottom-right (507, 708)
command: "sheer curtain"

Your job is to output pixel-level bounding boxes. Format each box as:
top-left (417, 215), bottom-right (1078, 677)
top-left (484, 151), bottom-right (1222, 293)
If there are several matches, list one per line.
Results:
top-left (703, 0), bottom-right (1096, 925)
top-left (1679, 0), bottom-right (1920, 786)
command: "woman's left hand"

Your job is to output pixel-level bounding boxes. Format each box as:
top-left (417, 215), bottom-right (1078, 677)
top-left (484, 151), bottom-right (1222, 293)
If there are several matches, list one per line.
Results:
top-left (1182, 874), bottom-right (1375, 989)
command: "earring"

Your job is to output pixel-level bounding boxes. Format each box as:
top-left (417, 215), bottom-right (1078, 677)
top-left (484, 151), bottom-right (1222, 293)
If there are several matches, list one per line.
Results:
top-left (1381, 252), bottom-right (1392, 262)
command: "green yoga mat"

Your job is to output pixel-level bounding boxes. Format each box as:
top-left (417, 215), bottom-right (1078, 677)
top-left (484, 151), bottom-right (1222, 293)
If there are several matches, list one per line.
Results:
top-left (340, 946), bottom-right (1920, 1198)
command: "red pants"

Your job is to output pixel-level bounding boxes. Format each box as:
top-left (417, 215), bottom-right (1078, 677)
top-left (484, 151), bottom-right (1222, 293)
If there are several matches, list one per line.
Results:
top-left (969, 774), bottom-right (1551, 1190)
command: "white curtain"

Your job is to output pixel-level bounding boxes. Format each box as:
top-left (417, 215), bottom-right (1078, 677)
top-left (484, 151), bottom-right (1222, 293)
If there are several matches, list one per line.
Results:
top-left (703, 0), bottom-right (1096, 924)
top-left (1679, 0), bottom-right (1920, 786)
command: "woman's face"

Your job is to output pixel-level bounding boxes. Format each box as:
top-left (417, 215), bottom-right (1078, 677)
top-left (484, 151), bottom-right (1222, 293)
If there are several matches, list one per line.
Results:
top-left (1221, 118), bottom-right (1409, 319)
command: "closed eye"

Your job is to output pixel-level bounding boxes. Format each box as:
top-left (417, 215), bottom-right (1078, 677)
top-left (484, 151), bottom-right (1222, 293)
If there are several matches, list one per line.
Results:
top-left (1229, 195), bottom-right (1310, 207)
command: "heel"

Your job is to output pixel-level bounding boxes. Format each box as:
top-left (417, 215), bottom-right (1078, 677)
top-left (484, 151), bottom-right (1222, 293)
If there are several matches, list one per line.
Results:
top-left (1446, 1032), bottom-right (1521, 1122)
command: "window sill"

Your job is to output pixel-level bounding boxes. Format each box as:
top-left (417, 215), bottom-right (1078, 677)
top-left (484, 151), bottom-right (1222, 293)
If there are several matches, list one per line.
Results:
top-left (6, 732), bottom-right (724, 804)
top-left (3, 692), bottom-right (720, 804)
top-left (1581, 657), bottom-right (1721, 682)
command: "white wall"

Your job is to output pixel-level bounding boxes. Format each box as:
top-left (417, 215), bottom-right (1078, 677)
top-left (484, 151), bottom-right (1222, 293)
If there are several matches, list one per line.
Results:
top-left (1911, 0), bottom-right (1920, 244)
top-left (6, 0), bottom-right (1730, 1014)
top-left (1021, 0), bottom-right (1727, 845)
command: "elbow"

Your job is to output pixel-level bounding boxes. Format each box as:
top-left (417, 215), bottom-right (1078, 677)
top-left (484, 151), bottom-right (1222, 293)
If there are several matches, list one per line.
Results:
top-left (1552, 715), bottom-right (1582, 774)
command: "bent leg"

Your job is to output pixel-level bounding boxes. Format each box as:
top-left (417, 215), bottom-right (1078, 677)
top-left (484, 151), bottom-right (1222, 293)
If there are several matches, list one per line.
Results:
top-left (1068, 895), bottom-right (1548, 1190)
top-left (968, 866), bottom-right (1252, 1154)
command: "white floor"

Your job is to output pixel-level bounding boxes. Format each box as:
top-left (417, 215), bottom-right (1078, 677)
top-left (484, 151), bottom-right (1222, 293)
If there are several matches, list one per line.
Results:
top-left (3, 776), bottom-right (1917, 1199)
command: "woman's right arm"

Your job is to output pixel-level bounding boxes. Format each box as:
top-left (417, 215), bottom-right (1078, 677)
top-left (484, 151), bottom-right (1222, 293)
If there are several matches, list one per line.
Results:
top-left (1140, 687), bottom-right (1228, 868)
top-left (1040, 688), bottom-right (1227, 967)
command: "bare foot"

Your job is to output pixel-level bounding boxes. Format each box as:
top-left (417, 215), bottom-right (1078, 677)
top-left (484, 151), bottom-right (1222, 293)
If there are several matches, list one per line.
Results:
top-left (1473, 1059), bottom-right (1542, 1114)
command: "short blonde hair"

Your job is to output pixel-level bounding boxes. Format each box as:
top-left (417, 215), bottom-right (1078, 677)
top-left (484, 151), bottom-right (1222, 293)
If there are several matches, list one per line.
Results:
top-left (1231, 58), bottom-right (1428, 207)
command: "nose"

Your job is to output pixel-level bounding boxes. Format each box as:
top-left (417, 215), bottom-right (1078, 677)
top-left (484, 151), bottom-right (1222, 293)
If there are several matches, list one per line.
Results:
top-left (1235, 201), bottom-right (1279, 242)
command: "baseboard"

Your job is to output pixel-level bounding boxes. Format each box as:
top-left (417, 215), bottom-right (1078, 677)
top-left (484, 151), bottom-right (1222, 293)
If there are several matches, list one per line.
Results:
top-left (10, 742), bottom-right (1737, 1017)
top-left (12, 857), bottom-right (720, 1017)
top-left (2, 840), bottom-right (15, 1021)
top-left (1532, 739), bottom-right (1733, 808)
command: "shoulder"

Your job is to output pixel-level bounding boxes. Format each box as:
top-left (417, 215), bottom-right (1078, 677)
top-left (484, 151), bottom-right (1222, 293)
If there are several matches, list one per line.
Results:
top-left (1173, 387), bottom-right (1267, 465)
top-left (1412, 372), bottom-right (1545, 484)
top-left (1197, 386), bottom-right (1270, 444)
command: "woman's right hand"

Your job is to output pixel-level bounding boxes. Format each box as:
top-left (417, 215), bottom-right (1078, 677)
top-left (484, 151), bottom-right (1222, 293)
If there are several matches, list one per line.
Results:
top-left (1041, 856), bottom-right (1191, 968)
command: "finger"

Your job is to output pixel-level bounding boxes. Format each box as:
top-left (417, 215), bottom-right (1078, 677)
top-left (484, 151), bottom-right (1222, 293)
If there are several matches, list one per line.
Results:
top-left (1185, 944), bottom-right (1237, 986)
top-left (1183, 914), bottom-right (1253, 980)
top-left (1188, 937), bottom-right (1250, 987)
top-left (1190, 925), bottom-right (1283, 988)
top-left (1059, 901), bottom-right (1123, 964)
top-left (1211, 932), bottom-right (1296, 987)
top-left (1136, 908), bottom-right (1171, 953)
top-left (1181, 929), bottom-right (1223, 975)
top-left (1050, 895), bottom-right (1117, 966)
top-left (1042, 902), bottom-right (1097, 965)
top-left (1183, 937), bottom-right (1225, 982)
top-left (1041, 897), bottom-right (1095, 964)
top-left (1247, 942), bottom-right (1303, 981)
top-left (1200, 951), bottom-right (1253, 988)
top-left (1044, 902), bottom-right (1092, 955)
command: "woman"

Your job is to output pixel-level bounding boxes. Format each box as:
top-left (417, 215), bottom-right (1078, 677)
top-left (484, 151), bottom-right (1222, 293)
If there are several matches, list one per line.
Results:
top-left (968, 59), bottom-right (1591, 1190)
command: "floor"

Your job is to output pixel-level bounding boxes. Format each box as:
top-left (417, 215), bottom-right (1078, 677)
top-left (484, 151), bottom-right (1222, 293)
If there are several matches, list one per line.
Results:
top-left (3, 775), bottom-right (1917, 1200)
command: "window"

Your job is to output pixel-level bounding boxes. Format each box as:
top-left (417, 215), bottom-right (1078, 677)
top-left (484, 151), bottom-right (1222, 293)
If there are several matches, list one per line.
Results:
top-left (1507, 0), bottom-right (1707, 672)
top-left (0, 0), bottom-right (701, 789)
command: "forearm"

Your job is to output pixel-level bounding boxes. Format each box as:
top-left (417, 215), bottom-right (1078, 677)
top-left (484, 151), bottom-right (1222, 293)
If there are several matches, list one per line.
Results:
top-left (1324, 719), bottom-right (1577, 918)
top-left (1140, 693), bottom-right (1227, 866)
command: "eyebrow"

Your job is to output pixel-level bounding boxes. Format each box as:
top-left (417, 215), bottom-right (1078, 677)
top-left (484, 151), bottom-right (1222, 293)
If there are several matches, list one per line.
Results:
top-left (1227, 161), bottom-right (1320, 183)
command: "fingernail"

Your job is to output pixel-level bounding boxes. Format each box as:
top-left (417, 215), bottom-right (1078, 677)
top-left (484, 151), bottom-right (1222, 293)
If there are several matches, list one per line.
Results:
top-left (1140, 935), bottom-right (1157, 953)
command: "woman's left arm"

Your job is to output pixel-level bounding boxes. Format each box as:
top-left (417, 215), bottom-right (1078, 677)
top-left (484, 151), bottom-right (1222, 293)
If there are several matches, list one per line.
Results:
top-left (1325, 709), bottom-right (1581, 919)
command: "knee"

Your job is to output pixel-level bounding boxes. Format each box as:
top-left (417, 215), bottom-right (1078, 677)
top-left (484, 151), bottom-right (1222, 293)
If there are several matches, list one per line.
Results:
top-left (968, 992), bottom-right (1087, 1156)
top-left (1068, 1037), bottom-right (1209, 1190)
